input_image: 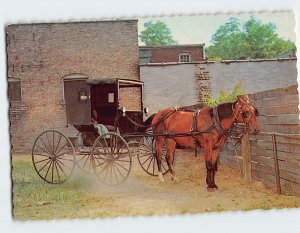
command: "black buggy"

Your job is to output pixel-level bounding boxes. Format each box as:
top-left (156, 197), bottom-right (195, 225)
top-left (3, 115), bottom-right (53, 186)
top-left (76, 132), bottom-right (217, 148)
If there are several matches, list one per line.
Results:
top-left (32, 77), bottom-right (169, 186)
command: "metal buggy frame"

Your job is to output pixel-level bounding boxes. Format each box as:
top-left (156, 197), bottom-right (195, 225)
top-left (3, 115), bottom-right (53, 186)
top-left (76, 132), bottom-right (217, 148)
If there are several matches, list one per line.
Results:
top-left (32, 77), bottom-right (171, 186)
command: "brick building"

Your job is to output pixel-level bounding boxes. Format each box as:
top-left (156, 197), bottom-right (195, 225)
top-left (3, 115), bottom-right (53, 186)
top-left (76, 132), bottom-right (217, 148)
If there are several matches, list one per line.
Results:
top-left (139, 44), bottom-right (206, 64)
top-left (6, 20), bottom-right (139, 152)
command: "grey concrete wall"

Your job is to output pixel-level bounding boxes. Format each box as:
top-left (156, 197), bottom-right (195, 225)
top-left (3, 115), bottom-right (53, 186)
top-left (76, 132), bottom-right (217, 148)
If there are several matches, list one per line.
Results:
top-left (209, 59), bottom-right (298, 97)
top-left (140, 63), bottom-right (198, 115)
top-left (140, 59), bottom-right (298, 115)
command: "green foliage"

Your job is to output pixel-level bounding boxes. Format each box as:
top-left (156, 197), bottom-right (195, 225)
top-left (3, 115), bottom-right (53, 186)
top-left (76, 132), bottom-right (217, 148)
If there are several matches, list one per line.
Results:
top-left (139, 21), bottom-right (177, 46)
top-left (203, 81), bottom-right (245, 107)
top-left (207, 16), bottom-right (296, 60)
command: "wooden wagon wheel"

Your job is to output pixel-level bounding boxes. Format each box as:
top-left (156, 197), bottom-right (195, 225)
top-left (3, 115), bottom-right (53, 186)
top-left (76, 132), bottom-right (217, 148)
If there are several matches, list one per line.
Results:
top-left (32, 130), bottom-right (75, 184)
top-left (91, 132), bottom-right (132, 186)
top-left (137, 135), bottom-right (171, 176)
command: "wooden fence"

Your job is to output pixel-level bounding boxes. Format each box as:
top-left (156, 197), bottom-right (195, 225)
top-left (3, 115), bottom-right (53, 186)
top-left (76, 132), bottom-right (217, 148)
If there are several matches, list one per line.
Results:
top-left (220, 85), bottom-right (300, 195)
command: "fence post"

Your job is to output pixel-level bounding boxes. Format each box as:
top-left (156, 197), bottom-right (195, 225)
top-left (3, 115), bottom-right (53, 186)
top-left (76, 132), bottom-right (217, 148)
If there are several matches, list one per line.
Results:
top-left (272, 133), bottom-right (281, 194)
top-left (242, 132), bottom-right (252, 183)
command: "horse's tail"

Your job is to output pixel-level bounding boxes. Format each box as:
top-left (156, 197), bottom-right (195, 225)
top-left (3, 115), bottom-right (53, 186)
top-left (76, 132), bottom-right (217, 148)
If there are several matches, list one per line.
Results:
top-left (143, 113), bottom-right (156, 128)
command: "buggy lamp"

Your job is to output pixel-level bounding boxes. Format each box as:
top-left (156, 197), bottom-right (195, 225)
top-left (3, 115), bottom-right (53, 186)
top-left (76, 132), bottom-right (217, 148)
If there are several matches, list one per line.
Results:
top-left (144, 107), bottom-right (149, 116)
top-left (80, 95), bottom-right (88, 101)
top-left (121, 106), bottom-right (126, 116)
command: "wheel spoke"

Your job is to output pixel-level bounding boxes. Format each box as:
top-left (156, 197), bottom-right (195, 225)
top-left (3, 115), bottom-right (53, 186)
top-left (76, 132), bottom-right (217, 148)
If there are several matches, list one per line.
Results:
top-left (55, 141), bottom-right (68, 156)
top-left (51, 159), bottom-right (54, 183)
top-left (44, 161), bottom-right (53, 179)
top-left (38, 137), bottom-right (51, 154)
top-left (35, 157), bottom-right (50, 164)
top-left (113, 162), bottom-right (125, 179)
top-left (56, 160), bottom-right (67, 177)
top-left (35, 143), bottom-right (50, 155)
top-left (146, 156), bottom-right (154, 172)
top-left (33, 153), bottom-right (51, 158)
top-left (54, 134), bottom-right (62, 154)
top-left (54, 162), bottom-right (61, 182)
top-left (56, 158), bottom-right (72, 170)
top-left (112, 164), bottom-right (119, 184)
top-left (45, 132), bottom-right (53, 154)
top-left (141, 155), bottom-right (152, 166)
top-left (38, 159), bottom-right (51, 173)
top-left (114, 160), bottom-right (129, 172)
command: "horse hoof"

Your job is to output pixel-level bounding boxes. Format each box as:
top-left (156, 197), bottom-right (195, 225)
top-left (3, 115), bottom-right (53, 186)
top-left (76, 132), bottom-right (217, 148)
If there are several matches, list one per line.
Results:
top-left (172, 176), bottom-right (180, 182)
top-left (207, 187), bottom-right (216, 192)
top-left (158, 172), bottom-right (164, 182)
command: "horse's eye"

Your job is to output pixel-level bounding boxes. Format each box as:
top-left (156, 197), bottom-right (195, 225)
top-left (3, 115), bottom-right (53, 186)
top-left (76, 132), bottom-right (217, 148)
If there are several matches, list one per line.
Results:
top-left (242, 111), bottom-right (247, 118)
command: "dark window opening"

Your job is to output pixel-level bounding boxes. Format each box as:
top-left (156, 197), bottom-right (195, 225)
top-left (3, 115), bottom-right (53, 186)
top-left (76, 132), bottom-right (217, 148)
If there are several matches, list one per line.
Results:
top-left (8, 79), bottom-right (21, 102)
top-left (179, 53), bottom-right (191, 62)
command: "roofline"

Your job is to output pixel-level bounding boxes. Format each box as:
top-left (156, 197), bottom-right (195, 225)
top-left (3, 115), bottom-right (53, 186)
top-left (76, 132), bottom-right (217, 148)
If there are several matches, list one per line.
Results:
top-left (6, 19), bottom-right (138, 27)
top-left (86, 78), bottom-right (143, 85)
top-left (139, 57), bottom-right (297, 66)
top-left (139, 44), bottom-right (205, 49)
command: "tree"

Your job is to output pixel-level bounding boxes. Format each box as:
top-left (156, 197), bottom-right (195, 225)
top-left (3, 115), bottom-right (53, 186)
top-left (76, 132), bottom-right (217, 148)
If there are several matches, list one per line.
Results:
top-left (139, 21), bottom-right (177, 46)
top-left (207, 17), bottom-right (296, 60)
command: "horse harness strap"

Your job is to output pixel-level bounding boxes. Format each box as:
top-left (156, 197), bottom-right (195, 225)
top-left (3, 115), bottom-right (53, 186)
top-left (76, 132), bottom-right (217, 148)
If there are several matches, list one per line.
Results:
top-left (212, 107), bottom-right (229, 135)
top-left (190, 109), bottom-right (202, 147)
top-left (190, 109), bottom-right (201, 132)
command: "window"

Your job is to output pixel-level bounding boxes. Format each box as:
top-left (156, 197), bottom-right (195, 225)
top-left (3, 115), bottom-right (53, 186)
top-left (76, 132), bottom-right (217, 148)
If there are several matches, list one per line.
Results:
top-left (179, 53), bottom-right (191, 62)
top-left (108, 93), bottom-right (114, 103)
top-left (8, 78), bottom-right (21, 102)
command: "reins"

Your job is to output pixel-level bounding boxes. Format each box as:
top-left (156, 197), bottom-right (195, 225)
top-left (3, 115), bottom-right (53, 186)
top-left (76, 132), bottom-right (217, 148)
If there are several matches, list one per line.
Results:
top-left (124, 108), bottom-right (177, 129)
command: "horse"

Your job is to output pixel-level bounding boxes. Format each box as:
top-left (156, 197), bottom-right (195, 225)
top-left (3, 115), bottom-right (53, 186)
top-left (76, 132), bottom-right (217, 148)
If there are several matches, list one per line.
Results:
top-left (151, 95), bottom-right (260, 192)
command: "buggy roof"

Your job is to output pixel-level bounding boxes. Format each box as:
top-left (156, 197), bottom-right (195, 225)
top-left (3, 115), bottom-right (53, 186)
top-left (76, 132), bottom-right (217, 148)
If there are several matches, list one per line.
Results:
top-left (86, 78), bottom-right (143, 86)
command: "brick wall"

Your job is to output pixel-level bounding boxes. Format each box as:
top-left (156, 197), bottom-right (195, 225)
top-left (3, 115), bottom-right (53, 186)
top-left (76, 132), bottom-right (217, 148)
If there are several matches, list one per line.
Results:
top-left (139, 45), bottom-right (205, 63)
top-left (119, 86), bottom-right (141, 111)
top-left (7, 20), bottom-right (139, 152)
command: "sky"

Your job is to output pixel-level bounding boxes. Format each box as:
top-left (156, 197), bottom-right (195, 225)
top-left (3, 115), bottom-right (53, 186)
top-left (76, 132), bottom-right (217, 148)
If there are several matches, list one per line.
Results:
top-left (138, 11), bottom-right (296, 46)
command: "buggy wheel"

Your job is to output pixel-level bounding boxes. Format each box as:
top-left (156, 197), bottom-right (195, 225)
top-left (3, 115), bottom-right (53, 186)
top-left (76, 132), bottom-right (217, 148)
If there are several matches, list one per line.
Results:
top-left (91, 132), bottom-right (132, 186)
top-left (32, 130), bottom-right (75, 184)
top-left (137, 136), bottom-right (170, 176)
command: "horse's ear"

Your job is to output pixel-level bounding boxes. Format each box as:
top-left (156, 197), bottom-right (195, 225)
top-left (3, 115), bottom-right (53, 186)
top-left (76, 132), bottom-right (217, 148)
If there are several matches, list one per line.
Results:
top-left (237, 95), bottom-right (250, 104)
top-left (254, 107), bottom-right (259, 116)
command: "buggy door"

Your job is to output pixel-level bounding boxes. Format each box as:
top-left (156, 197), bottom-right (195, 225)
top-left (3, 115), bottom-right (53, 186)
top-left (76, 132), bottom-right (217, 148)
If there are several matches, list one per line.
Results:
top-left (64, 79), bottom-right (91, 125)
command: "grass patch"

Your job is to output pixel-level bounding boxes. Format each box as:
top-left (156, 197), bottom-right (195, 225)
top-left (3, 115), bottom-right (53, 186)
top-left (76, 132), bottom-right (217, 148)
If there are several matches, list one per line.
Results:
top-left (243, 202), bottom-right (272, 211)
top-left (12, 157), bottom-right (115, 220)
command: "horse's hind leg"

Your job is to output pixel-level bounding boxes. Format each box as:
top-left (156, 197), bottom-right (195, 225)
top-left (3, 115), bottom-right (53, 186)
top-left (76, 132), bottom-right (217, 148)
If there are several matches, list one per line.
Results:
top-left (165, 139), bottom-right (178, 182)
top-left (155, 136), bottom-right (165, 182)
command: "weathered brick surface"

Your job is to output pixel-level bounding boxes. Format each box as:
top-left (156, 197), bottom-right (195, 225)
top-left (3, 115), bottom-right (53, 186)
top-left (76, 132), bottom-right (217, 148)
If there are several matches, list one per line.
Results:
top-left (140, 45), bottom-right (205, 63)
top-left (119, 87), bottom-right (141, 111)
top-left (7, 20), bottom-right (139, 152)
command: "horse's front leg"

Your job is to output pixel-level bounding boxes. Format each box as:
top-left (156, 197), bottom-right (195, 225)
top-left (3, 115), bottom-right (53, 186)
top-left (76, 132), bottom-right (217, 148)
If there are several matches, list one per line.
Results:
top-left (208, 136), bottom-right (227, 191)
top-left (165, 138), bottom-right (178, 182)
top-left (203, 137), bottom-right (215, 191)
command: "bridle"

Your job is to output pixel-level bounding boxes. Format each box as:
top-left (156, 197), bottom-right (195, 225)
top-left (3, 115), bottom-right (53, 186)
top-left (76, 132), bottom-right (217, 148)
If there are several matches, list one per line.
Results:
top-left (231, 98), bottom-right (260, 135)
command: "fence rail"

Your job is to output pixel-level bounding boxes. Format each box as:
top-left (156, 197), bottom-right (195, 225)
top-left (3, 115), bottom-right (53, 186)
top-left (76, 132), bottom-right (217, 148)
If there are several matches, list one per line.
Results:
top-left (248, 132), bottom-right (300, 195)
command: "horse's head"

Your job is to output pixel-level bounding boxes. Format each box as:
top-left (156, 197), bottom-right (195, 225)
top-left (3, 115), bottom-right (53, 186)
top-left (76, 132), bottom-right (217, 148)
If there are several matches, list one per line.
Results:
top-left (234, 95), bottom-right (260, 134)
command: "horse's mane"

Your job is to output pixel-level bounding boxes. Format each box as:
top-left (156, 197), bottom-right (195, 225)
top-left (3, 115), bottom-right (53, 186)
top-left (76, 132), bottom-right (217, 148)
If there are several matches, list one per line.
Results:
top-left (216, 101), bottom-right (237, 120)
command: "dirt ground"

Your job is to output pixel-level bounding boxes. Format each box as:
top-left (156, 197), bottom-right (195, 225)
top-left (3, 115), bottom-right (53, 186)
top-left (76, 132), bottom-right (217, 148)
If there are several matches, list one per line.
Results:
top-left (12, 150), bottom-right (300, 219)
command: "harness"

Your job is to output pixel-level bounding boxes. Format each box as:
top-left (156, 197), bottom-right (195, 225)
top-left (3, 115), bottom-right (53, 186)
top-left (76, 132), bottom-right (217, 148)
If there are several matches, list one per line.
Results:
top-left (212, 107), bottom-right (230, 135)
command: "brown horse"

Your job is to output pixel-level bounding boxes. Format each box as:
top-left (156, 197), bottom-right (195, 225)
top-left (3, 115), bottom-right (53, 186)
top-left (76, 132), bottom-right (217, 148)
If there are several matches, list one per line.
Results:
top-left (152, 95), bottom-right (260, 191)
